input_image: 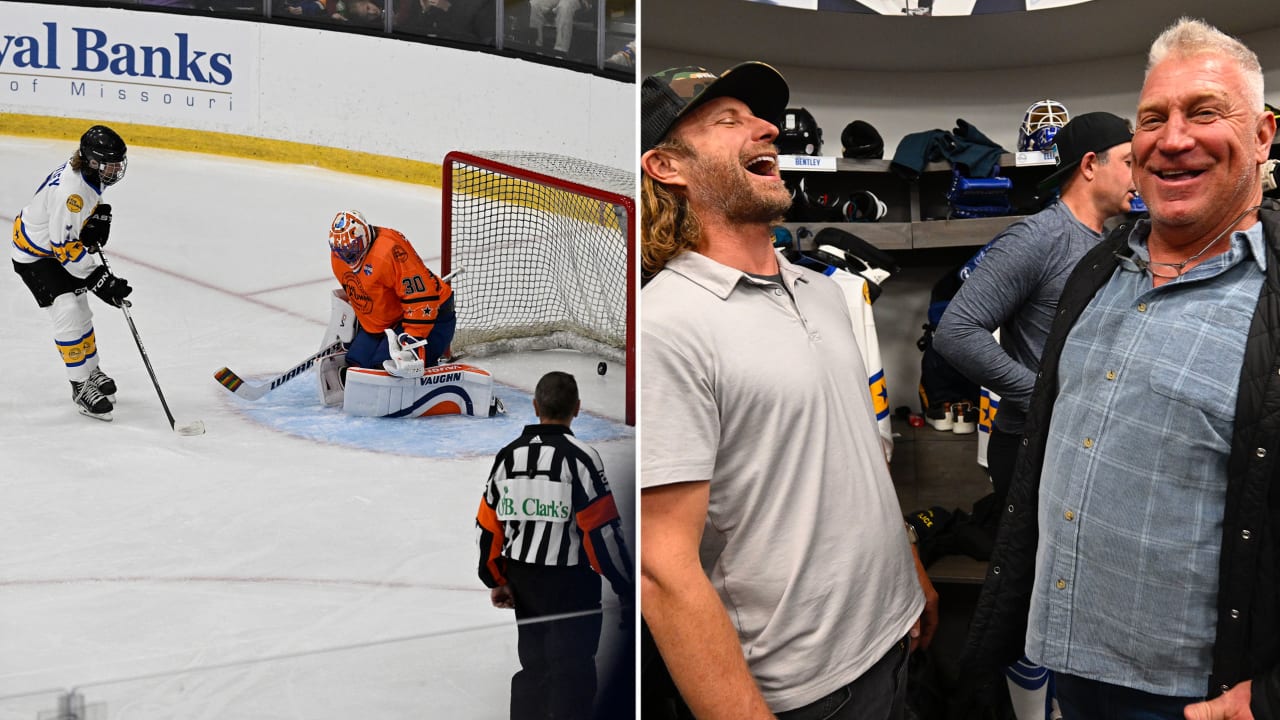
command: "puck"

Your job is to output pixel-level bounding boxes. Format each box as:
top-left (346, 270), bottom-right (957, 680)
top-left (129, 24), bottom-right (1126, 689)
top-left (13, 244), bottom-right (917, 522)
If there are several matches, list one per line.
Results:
top-left (597, 362), bottom-right (607, 376)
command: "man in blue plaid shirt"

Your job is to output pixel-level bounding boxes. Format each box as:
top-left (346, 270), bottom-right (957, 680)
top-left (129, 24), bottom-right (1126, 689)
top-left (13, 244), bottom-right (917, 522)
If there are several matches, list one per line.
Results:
top-left (965, 17), bottom-right (1280, 720)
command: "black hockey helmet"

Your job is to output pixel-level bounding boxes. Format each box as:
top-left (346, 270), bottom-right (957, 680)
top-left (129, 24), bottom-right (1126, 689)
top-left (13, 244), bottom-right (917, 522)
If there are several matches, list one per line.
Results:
top-left (841, 120), bottom-right (884, 159)
top-left (79, 125), bottom-right (128, 187)
top-left (776, 107), bottom-right (823, 156)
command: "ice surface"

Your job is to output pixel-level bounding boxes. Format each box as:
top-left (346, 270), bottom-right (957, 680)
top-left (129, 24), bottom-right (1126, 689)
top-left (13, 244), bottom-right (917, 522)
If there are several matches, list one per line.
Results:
top-left (0, 137), bottom-right (635, 719)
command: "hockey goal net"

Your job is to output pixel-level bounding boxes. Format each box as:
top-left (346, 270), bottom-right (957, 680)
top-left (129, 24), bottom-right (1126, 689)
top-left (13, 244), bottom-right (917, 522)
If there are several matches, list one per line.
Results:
top-left (442, 151), bottom-right (636, 425)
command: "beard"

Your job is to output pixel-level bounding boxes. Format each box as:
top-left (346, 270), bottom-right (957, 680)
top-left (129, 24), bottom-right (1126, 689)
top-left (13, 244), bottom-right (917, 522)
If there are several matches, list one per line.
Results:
top-left (683, 149), bottom-right (792, 226)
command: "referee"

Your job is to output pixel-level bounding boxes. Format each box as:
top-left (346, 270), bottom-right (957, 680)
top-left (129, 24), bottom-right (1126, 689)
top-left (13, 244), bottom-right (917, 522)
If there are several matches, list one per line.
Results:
top-left (476, 371), bottom-right (634, 720)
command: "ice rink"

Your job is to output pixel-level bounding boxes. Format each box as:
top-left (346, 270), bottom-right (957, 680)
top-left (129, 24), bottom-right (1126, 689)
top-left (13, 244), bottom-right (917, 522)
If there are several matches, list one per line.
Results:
top-left (0, 136), bottom-right (636, 719)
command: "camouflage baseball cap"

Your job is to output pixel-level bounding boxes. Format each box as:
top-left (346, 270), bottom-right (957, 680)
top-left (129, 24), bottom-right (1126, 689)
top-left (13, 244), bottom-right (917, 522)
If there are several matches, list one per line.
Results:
top-left (641, 61), bottom-right (790, 153)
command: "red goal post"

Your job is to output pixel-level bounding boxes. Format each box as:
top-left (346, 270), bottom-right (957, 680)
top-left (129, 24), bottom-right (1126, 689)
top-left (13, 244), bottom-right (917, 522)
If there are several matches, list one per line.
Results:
top-left (441, 151), bottom-right (636, 426)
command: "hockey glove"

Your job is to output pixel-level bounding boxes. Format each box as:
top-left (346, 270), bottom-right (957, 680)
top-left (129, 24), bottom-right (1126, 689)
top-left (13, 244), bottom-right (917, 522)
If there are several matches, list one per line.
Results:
top-left (382, 329), bottom-right (426, 378)
top-left (80, 204), bottom-right (112, 253)
top-left (86, 264), bottom-right (133, 307)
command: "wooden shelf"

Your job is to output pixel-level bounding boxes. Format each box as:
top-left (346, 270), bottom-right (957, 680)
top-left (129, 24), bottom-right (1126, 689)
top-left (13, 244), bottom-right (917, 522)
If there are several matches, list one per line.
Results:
top-left (781, 151), bottom-right (1053, 251)
top-left (780, 221), bottom-right (913, 251)
top-left (782, 215), bottom-right (1023, 251)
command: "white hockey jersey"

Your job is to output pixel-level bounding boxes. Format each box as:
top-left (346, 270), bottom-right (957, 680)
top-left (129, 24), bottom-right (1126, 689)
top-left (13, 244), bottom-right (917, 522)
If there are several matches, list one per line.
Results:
top-left (11, 161), bottom-right (104, 279)
top-left (827, 268), bottom-right (894, 461)
top-left (976, 328), bottom-right (1001, 469)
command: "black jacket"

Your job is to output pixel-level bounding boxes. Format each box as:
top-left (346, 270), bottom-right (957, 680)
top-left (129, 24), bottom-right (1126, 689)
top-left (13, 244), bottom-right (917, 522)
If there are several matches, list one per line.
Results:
top-left (962, 200), bottom-right (1280, 716)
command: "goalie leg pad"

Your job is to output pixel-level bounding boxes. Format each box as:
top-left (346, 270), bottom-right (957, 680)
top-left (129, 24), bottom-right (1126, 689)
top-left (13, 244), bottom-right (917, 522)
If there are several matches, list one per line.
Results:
top-left (321, 289), bottom-right (358, 350)
top-left (343, 363), bottom-right (495, 418)
top-left (317, 349), bottom-right (348, 407)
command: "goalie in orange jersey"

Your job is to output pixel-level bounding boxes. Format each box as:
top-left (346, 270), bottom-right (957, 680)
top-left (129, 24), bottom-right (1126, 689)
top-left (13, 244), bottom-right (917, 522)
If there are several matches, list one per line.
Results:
top-left (327, 210), bottom-right (455, 378)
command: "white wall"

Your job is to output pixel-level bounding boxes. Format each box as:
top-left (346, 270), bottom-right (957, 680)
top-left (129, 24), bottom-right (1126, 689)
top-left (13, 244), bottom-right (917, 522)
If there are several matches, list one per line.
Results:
top-left (0, 2), bottom-right (634, 172)
top-left (645, 26), bottom-right (1280, 412)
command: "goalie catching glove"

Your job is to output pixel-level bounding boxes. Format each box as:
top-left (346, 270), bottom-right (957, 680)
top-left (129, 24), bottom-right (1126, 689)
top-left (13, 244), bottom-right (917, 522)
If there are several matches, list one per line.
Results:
top-left (80, 203), bottom-right (112, 253)
top-left (382, 329), bottom-right (427, 378)
top-left (86, 264), bottom-right (132, 307)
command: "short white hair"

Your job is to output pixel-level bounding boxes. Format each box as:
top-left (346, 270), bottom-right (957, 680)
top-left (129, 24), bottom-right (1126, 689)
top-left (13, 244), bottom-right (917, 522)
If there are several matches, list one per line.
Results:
top-left (1147, 17), bottom-right (1265, 110)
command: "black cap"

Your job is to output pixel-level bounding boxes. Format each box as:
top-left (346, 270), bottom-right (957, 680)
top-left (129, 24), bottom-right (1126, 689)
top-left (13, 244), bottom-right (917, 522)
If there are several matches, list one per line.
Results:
top-left (841, 120), bottom-right (884, 159)
top-left (1037, 112), bottom-right (1132, 196)
top-left (641, 62), bottom-right (790, 154)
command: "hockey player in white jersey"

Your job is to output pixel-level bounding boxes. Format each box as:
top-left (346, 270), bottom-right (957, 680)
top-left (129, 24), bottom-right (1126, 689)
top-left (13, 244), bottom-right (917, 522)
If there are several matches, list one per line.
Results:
top-left (11, 125), bottom-right (134, 420)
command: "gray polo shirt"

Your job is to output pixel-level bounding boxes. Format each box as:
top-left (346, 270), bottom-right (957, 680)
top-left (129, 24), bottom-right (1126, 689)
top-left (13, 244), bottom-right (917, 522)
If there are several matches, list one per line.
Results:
top-left (641, 250), bottom-right (922, 712)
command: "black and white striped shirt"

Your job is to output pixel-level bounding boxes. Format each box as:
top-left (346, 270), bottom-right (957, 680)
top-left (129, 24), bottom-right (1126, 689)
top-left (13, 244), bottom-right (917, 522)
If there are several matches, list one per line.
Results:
top-left (476, 424), bottom-right (632, 597)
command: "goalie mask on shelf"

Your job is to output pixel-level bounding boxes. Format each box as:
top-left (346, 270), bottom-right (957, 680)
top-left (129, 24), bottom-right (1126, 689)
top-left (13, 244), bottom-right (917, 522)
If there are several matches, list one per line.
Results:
top-left (1018, 99), bottom-right (1071, 152)
top-left (777, 107), bottom-right (823, 156)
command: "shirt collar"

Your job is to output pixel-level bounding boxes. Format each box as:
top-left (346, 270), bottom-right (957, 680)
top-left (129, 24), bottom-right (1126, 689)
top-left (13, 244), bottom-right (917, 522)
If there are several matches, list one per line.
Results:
top-left (664, 248), bottom-right (809, 300)
top-left (1121, 218), bottom-right (1267, 274)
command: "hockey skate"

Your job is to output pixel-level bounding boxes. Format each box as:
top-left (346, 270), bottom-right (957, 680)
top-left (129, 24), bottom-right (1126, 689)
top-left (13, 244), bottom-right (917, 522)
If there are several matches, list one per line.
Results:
top-left (71, 379), bottom-right (113, 421)
top-left (88, 366), bottom-right (117, 400)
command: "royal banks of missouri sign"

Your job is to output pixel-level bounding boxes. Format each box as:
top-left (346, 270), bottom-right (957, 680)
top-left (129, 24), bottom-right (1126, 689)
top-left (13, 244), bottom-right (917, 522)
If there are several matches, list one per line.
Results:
top-left (0, 3), bottom-right (258, 124)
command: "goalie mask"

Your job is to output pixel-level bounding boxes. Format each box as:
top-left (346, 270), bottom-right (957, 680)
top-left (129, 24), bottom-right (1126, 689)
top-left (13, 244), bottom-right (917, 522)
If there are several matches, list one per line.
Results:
top-left (329, 210), bottom-right (373, 267)
top-left (1018, 100), bottom-right (1070, 152)
top-left (777, 107), bottom-right (823, 156)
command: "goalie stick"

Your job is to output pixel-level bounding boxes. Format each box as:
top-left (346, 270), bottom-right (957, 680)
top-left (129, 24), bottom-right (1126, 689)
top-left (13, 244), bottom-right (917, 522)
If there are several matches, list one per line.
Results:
top-left (214, 341), bottom-right (344, 401)
top-left (214, 267), bottom-right (466, 401)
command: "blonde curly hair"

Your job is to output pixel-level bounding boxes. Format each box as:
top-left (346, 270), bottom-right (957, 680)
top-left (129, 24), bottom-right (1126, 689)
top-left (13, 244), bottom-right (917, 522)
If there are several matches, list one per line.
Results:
top-left (641, 138), bottom-right (703, 276)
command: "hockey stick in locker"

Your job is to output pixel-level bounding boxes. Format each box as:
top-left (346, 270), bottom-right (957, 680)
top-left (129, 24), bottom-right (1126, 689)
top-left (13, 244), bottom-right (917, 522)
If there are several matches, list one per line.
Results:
top-left (213, 266), bottom-right (466, 401)
top-left (97, 251), bottom-right (207, 436)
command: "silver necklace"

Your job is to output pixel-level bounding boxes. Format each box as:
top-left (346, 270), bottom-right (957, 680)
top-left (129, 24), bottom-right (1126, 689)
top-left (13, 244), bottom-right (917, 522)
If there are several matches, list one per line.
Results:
top-left (1137, 204), bottom-right (1263, 278)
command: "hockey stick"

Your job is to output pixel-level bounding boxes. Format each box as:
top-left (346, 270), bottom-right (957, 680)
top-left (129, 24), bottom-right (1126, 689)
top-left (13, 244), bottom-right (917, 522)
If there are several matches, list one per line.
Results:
top-left (97, 252), bottom-right (206, 436)
top-left (214, 342), bottom-right (344, 400)
top-left (214, 266), bottom-right (466, 401)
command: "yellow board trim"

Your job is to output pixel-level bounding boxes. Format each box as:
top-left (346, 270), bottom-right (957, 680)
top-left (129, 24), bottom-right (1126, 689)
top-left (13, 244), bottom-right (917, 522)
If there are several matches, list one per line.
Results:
top-left (0, 113), bottom-right (443, 188)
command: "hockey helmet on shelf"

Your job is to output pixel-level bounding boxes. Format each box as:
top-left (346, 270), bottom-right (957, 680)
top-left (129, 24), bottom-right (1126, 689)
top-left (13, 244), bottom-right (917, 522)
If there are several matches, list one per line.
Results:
top-left (777, 107), bottom-right (823, 156)
top-left (804, 185), bottom-right (844, 222)
top-left (842, 190), bottom-right (887, 222)
top-left (329, 210), bottom-right (373, 267)
top-left (1017, 100), bottom-right (1070, 152)
top-left (79, 125), bottom-right (128, 187)
top-left (841, 120), bottom-right (884, 159)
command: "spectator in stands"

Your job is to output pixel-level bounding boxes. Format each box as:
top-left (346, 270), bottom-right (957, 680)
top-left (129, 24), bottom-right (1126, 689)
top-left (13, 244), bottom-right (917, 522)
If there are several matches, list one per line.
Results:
top-left (605, 39), bottom-right (634, 69)
top-left (279, 0), bottom-right (382, 26)
top-left (529, 0), bottom-right (583, 54)
top-left (396, 0), bottom-right (495, 44)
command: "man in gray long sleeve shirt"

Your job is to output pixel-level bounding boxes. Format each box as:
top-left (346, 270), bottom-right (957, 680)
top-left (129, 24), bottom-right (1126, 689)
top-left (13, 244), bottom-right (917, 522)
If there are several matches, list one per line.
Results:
top-left (934, 111), bottom-right (1135, 506)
